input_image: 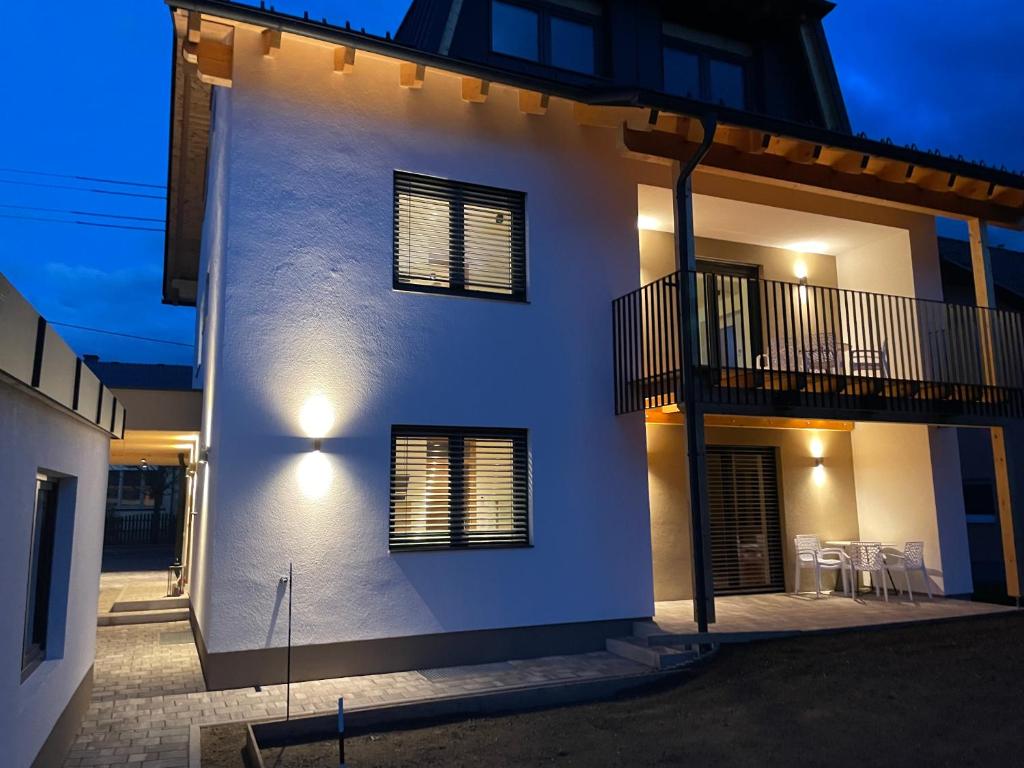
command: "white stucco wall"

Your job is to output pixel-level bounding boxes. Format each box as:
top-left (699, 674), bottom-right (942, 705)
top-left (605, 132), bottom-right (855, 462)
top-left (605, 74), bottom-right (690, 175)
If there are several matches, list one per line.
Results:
top-left (0, 382), bottom-right (109, 767)
top-left (193, 30), bottom-right (660, 654)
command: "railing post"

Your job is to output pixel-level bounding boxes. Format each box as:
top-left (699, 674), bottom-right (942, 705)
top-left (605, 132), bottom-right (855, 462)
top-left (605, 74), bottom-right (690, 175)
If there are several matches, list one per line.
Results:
top-left (674, 168), bottom-right (715, 630)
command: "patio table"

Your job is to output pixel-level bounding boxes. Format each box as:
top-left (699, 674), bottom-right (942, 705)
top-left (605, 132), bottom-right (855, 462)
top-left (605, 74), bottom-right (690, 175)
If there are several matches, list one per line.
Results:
top-left (825, 540), bottom-right (899, 594)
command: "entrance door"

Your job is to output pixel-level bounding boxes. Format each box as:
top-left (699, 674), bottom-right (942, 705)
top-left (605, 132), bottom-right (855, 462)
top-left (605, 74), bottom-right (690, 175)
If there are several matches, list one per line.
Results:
top-left (696, 260), bottom-right (763, 370)
top-left (706, 445), bottom-right (785, 595)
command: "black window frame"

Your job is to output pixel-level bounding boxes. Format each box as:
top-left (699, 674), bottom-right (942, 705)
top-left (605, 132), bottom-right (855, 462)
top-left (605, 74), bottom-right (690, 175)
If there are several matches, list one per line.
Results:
top-left (22, 474), bottom-right (60, 679)
top-left (389, 425), bottom-right (531, 552)
top-left (393, 171), bottom-right (528, 302)
top-left (661, 38), bottom-right (751, 110)
top-left (489, 0), bottom-right (603, 77)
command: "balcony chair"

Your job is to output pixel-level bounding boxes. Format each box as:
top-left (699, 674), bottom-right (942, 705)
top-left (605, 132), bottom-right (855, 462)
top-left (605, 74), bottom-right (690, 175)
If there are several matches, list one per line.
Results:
top-left (884, 541), bottom-right (932, 601)
top-left (793, 535), bottom-right (849, 598)
top-left (849, 339), bottom-right (890, 378)
top-left (849, 541), bottom-right (888, 601)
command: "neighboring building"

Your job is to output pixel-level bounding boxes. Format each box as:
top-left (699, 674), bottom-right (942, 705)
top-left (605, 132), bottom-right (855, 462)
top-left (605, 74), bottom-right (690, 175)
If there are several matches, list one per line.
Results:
top-left (161, 0), bottom-right (1024, 689)
top-left (0, 274), bottom-right (125, 767)
top-left (938, 237), bottom-right (1024, 598)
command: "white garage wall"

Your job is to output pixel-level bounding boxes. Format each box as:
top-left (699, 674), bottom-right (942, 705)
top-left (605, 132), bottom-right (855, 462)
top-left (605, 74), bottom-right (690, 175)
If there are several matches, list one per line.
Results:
top-left (194, 30), bottom-right (664, 654)
top-left (0, 384), bottom-right (109, 767)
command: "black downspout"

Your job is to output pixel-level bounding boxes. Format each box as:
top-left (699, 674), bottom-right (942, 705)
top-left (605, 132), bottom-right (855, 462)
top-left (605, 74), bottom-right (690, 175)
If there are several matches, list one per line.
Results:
top-left (674, 114), bottom-right (718, 632)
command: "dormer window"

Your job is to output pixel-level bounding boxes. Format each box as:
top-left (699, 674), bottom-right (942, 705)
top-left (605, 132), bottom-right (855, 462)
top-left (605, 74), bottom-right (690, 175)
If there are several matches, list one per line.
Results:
top-left (662, 23), bottom-right (751, 110)
top-left (491, 1), bottom-right (601, 76)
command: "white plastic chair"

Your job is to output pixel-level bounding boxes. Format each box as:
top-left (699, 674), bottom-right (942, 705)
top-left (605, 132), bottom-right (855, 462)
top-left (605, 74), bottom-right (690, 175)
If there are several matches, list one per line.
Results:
top-left (885, 541), bottom-right (932, 601)
top-left (793, 535), bottom-right (849, 598)
top-left (849, 541), bottom-right (888, 601)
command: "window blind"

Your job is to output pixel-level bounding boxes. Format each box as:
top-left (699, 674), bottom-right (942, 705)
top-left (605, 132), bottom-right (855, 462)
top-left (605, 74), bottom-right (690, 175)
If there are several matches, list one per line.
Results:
top-left (393, 172), bottom-right (527, 300)
top-left (706, 445), bottom-right (784, 595)
top-left (390, 426), bottom-right (530, 550)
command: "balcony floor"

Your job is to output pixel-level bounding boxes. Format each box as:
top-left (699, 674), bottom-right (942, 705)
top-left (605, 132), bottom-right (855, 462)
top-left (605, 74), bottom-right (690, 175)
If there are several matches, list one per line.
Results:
top-left (653, 593), bottom-right (1016, 641)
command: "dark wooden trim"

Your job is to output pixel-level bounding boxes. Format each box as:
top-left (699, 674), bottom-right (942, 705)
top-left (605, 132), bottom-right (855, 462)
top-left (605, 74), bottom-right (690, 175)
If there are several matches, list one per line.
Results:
top-left (30, 317), bottom-right (47, 388)
top-left (30, 665), bottom-right (93, 768)
top-left (192, 614), bottom-right (644, 691)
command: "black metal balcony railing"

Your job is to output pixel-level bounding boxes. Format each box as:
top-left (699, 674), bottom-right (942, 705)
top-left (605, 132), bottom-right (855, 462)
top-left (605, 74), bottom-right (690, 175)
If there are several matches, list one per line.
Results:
top-left (613, 270), bottom-right (1024, 420)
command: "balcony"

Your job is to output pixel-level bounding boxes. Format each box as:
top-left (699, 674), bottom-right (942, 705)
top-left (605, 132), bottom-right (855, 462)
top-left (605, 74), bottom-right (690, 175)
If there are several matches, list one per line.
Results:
top-left (613, 271), bottom-right (1024, 422)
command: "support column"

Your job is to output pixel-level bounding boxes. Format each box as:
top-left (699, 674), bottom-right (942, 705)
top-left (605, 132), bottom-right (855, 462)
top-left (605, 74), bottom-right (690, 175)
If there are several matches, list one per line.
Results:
top-left (969, 218), bottom-right (1022, 600)
top-left (674, 166), bottom-right (715, 629)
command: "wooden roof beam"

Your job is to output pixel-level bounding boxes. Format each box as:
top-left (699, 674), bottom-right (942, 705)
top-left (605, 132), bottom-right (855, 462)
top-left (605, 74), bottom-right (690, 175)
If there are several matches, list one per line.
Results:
top-left (399, 61), bottom-right (425, 88)
top-left (461, 77), bottom-right (489, 103)
top-left (519, 90), bottom-right (549, 115)
top-left (260, 28), bottom-right (281, 57)
top-left (818, 147), bottom-right (869, 174)
top-left (764, 136), bottom-right (822, 165)
top-left (333, 45), bottom-right (355, 73)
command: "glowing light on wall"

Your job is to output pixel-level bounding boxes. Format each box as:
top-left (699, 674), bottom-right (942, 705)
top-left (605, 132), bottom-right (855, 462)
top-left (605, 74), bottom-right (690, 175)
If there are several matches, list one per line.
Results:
top-left (786, 241), bottom-right (828, 254)
top-left (637, 214), bottom-right (661, 231)
top-left (810, 437), bottom-right (826, 486)
top-left (299, 394), bottom-right (335, 439)
top-left (297, 450), bottom-right (332, 499)
top-left (793, 260), bottom-right (809, 282)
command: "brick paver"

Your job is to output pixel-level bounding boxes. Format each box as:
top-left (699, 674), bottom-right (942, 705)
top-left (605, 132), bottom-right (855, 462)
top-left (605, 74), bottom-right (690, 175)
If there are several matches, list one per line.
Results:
top-left (65, 620), bottom-right (647, 767)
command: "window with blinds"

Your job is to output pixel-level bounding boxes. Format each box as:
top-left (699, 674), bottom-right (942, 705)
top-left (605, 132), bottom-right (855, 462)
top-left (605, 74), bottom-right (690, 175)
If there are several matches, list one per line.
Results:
top-left (706, 445), bottom-right (785, 595)
top-left (393, 172), bottom-right (527, 300)
top-left (390, 426), bottom-right (530, 551)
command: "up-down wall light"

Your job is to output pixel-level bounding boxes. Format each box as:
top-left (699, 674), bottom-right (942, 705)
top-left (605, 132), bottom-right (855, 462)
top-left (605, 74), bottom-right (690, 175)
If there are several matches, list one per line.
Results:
top-left (297, 394), bottom-right (335, 499)
top-left (810, 437), bottom-right (826, 487)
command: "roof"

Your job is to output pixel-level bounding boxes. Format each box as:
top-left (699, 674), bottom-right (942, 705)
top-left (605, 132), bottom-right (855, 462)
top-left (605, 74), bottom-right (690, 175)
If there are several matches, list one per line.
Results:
top-left (162, 0), bottom-right (1024, 303)
top-left (938, 237), bottom-right (1024, 304)
top-left (83, 357), bottom-right (196, 391)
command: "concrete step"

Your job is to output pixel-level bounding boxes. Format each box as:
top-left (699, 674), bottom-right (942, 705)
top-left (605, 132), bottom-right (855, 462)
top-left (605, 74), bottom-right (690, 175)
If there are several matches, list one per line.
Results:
top-left (605, 637), bottom-right (698, 670)
top-left (97, 607), bottom-right (189, 626)
top-left (631, 621), bottom-right (702, 651)
top-left (111, 596), bottom-right (189, 613)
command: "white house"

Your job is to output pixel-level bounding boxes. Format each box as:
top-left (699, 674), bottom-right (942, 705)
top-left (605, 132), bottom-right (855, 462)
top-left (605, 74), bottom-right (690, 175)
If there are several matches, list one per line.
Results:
top-left (0, 274), bottom-right (126, 767)
top-left (160, 0), bottom-right (1024, 689)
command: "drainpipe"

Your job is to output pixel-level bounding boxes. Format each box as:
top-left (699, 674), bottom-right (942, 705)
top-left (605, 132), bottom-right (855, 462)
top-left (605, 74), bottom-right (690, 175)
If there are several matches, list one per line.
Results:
top-left (674, 113), bottom-right (717, 633)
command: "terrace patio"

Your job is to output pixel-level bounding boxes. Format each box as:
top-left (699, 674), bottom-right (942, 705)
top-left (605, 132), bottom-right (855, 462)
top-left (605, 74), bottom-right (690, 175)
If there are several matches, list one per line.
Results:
top-left (651, 593), bottom-right (1016, 640)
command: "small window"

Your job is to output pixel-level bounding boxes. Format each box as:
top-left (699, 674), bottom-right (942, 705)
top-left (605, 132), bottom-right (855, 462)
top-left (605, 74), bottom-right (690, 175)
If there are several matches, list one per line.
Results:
top-left (550, 15), bottom-right (596, 74)
top-left (394, 172), bottom-right (527, 301)
top-left (709, 58), bottom-right (746, 109)
top-left (23, 475), bottom-right (60, 676)
top-left (663, 47), bottom-right (701, 99)
top-left (662, 37), bottom-right (749, 110)
top-left (390, 426), bottom-right (530, 551)
top-left (491, 1), bottom-right (540, 61)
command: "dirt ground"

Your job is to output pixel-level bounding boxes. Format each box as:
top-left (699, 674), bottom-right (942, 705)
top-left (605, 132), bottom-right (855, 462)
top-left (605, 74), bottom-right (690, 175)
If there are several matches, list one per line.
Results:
top-left (203, 612), bottom-right (1024, 767)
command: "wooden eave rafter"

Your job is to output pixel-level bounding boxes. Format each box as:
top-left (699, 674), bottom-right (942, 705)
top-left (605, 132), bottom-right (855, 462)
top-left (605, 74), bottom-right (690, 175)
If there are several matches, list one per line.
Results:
top-left (620, 121), bottom-right (1024, 226)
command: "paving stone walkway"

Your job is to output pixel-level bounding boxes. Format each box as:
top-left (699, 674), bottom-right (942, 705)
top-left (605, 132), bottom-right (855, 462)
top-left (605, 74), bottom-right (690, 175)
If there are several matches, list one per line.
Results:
top-left (64, 620), bottom-right (648, 767)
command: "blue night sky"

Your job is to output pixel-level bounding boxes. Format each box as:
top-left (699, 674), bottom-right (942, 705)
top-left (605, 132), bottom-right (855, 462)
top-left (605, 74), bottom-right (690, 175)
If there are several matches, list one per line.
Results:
top-left (0, 1), bottom-right (1021, 365)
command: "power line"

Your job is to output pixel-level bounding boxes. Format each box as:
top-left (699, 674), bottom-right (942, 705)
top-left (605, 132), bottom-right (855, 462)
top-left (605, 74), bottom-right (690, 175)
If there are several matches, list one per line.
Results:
top-left (0, 166), bottom-right (165, 190)
top-left (50, 321), bottom-right (193, 348)
top-left (0, 178), bottom-right (165, 200)
top-left (0, 203), bottom-right (164, 223)
top-left (0, 212), bottom-right (164, 232)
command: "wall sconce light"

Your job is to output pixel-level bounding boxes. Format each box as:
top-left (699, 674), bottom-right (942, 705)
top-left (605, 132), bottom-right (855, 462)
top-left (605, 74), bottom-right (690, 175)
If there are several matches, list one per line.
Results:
top-left (793, 260), bottom-right (809, 286)
top-left (312, 438), bottom-right (322, 452)
top-left (812, 458), bottom-right (826, 487)
top-left (198, 447), bottom-right (210, 464)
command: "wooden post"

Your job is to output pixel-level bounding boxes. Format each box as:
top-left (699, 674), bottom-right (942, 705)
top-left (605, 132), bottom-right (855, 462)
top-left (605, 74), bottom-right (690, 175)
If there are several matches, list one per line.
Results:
top-left (674, 166), bottom-right (715, 629)
top-left (969, 218), bottom-right (1021, 600)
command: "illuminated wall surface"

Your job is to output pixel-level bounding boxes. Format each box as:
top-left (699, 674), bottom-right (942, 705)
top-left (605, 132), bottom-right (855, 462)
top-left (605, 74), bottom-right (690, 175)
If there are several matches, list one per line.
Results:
top-left (190, 28), bottom-right (669, 654)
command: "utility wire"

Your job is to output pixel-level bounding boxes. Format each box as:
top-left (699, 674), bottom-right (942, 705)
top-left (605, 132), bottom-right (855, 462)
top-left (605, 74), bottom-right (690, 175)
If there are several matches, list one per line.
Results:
top-left (0, 166), bottom-right (165, 190)
top-left (50, 321), bottom-right (193, 348)
top-left (0, 203), bottom-right (164, 223)
top-left (0, 178), bottom-right (165, 200)
top-left (0, 212), bottom-right (164, 232)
